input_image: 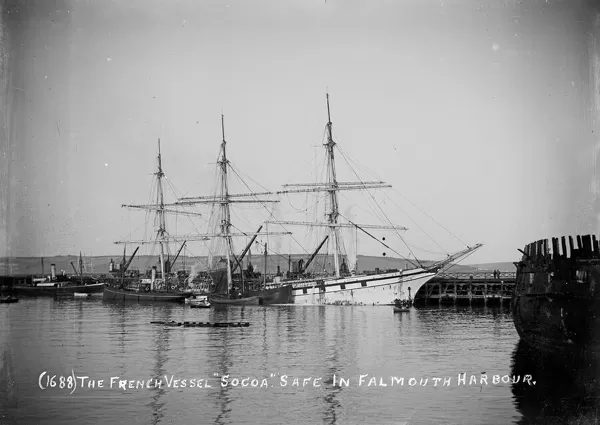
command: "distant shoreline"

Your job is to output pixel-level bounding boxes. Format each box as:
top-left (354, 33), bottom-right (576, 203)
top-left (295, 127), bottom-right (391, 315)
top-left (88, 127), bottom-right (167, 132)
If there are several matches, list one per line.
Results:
top-left (0, 254), bottom-right (517, 275)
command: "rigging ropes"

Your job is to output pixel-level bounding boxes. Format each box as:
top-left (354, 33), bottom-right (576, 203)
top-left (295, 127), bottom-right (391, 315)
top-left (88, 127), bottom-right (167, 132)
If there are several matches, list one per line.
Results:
top-left (335, 144), bottom-right (422, 267)
top-left (337, 143), bottom-right (466, 248)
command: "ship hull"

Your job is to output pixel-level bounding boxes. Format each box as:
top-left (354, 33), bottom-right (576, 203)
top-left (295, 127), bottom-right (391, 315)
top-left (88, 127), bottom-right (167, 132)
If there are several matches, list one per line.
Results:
top-left (248, 284), bottom-right (293, 305)
top-left (12, 282), bottom-right (105, 296)
top-left (208, 295), bottom-right (261, 305)
top-left (103, 285), bottom-right (188, 302)
top-left (393, 306), bottom-right (409, 313)
top-left (512, 293), bottom-right (600, 353)
top-left (289, 268), bottom-right (436, 305)
top-left (512, 235), bottom-right (600, 354)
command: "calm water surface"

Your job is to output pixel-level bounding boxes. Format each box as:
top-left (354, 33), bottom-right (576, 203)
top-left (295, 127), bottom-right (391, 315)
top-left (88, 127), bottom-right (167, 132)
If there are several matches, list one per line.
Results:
top-left (0, 298), bottom-right (597, 424)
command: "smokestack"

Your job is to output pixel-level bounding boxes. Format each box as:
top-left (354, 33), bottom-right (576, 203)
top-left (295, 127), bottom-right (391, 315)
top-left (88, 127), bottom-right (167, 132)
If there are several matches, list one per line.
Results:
top-left (50, 264), bottom-right (56, 280)
top-left (151, 266), bottom-right (156, 291)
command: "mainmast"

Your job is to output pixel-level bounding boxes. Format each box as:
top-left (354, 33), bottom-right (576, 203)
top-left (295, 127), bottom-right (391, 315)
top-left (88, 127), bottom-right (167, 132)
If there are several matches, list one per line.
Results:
top-left (220, 115), bottom-right (233, 293)
top-left (325, 93), bottom-right (341, 278)
top-left (171, 116), bottom-right (292, 298)
top-left (156, 138), bottom-right (166, 291)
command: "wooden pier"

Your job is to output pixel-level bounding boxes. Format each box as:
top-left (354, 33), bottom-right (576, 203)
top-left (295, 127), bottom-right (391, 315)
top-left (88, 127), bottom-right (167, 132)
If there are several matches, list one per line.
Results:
top-left (415, 272), bottom-right (516, 305)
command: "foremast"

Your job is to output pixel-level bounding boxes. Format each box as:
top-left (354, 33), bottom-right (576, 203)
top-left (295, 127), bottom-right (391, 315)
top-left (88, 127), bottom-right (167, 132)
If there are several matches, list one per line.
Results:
top-left (114, 139), bottom-right (186, 291)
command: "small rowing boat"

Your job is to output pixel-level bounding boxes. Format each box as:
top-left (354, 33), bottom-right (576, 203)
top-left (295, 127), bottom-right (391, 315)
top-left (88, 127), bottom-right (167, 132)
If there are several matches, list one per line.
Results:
top-left (393, 298), bottom-right (411, 313)
top-left (0, 296), bottom-right (19, 304)
top-left (188, 295), bottom-right (211, 308)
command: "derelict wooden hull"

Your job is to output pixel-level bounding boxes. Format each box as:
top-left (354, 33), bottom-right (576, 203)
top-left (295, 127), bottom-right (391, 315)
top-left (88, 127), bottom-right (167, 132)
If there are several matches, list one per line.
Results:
top-left (513, 235), bottom-right (600, 354)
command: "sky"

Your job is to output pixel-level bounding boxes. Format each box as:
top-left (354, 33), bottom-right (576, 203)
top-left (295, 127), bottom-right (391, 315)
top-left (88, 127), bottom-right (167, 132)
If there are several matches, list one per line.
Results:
top-left (1, 0), bottom-right (599, 266)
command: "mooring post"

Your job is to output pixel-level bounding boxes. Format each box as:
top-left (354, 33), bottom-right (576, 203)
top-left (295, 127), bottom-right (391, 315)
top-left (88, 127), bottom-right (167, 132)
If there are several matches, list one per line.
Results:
top-left (468, 282), bottom-right (472, 305)
top-left (484, 283), bottom-right (488, 305)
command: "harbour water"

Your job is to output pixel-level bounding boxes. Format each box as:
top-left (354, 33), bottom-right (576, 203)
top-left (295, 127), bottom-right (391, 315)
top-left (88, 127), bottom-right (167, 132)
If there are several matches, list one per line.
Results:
top-left (0, 298), bottom-right (597, 424)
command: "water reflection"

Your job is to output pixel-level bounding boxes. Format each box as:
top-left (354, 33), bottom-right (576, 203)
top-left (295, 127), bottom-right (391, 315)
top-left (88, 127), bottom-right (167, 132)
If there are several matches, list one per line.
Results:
top-left (323, 307), bottom-right (343, 425)
top-left (105, 302), bottom-right (132, 362)
top-left (511, 340), bottom-right (600, 424)
top-left (147, 323), bottom-right (169, 424)
top-left (76, 301), bottom-right (84, 357)
top-left (0, 348), bottom-right (16, 422)
top-left (210, 307), bottom-right (234, 425)
top-left (261, 307), bottom-right (268, 373)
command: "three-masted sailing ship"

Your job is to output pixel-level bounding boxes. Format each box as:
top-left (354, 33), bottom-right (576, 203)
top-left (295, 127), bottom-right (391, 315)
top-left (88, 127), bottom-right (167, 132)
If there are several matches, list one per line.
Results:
top-left (176, 116), bottom-right (293, 305)
top-left (103, 140), bottom-right (192, 302)
top-left (264, 93), bottom-right (482, 306)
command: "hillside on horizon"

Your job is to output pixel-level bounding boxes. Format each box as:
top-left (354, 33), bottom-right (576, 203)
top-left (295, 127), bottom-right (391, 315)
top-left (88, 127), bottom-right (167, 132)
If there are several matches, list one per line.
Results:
top-left (467, 262), bottom-right (517, 272)
top-left (0, 253), bottom-right (513, 276)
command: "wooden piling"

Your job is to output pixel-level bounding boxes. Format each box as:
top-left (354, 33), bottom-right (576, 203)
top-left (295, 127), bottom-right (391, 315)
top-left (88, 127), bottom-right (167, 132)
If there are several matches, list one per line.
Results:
top-left (582, 235), bottom-right (592, 258)
top-left (569, 236), bottom-right (575, 258)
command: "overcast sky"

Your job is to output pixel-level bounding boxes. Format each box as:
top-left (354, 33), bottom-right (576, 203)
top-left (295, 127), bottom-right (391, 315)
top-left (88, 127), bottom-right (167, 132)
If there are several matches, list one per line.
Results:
top-left (1, 0), bottom-right (598, 265)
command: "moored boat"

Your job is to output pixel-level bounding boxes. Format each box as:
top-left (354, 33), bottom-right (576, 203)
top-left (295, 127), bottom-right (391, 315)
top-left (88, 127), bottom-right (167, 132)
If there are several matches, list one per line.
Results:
top-left (104, 139), bottom-right (195, 304)
top-left (249, 284), bottom-right (293, 304)
top-left (393, 298), bottom-right (410, 313)
top-left (512, 235), bottom-right (600, 353)
top-left (104, 284), bottom-right (188, 302)
top-left (289, 268), bottom-right (438, 306)
top-left (209, 295), bottom-right (261, 306)
top-left (187, 294), bottom-right (211, 308)
top-left (0, 296), bottom-right (18, 304)
top-left (10, 260), bottom-right (105, 296)
top-left (265, 93), bottom-right (482, 305)
top-left (185, 294), bottom-right (209, 304)
top-left (12, 281), bottom-right (105, 296)
top-left (177, 115), bottom-right (292, 306)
